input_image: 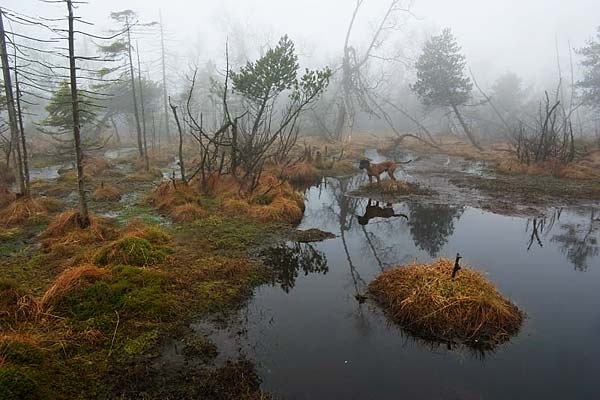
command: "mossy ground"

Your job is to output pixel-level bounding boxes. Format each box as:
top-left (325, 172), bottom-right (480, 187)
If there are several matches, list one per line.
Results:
top-left (0, 148), bottom-right (288, 399)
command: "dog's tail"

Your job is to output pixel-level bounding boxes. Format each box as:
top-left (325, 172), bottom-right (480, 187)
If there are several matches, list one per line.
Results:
top-left (396, 159), bottom-right (414, 165)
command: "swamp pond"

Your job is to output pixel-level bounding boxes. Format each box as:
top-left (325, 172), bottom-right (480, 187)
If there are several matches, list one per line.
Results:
top-left (193, 158), bottom-right (600, 399)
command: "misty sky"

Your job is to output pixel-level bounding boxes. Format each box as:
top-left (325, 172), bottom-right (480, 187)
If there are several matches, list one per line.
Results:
top-left (5, 0), bottom-right (600, 87)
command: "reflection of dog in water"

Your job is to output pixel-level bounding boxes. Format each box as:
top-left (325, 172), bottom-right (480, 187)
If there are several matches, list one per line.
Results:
top-left (357, 200), bottom-right (408, 225)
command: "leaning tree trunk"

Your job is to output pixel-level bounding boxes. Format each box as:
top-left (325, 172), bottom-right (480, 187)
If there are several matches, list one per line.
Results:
top-left (136, 43), bottom-right (149, 171)
top-left (0, 9), bottom-right (25, 194)
top-left (67, 0), bottom-right (90, 228)
top-left (125, 18), bottom-right (144, 159)
top-left (451, 103), bottom-right (483, 151)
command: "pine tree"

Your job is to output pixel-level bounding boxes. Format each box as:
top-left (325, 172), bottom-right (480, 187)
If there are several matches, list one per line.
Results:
top-left (412, 28), bottom-right (481, 150)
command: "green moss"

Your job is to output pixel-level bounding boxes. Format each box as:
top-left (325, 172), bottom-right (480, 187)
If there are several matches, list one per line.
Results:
top-left (186, 215), bottom-right (269, 253)
top-left (138, 225), bottom-right (172, 245)
top-left (0, 340), bottom-right (44, 366)
top-left (56, 265), bottom-right (172, 330)
top-left (0, 366), bottom-right (42, 400)
top-left (95, 236), bottom-right (171, 267)
top-left (123, 329), bottom-right (159, 356)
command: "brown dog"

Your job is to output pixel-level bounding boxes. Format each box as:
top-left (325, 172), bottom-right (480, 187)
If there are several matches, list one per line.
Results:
top-left (359, 159), bottom-right (397, 183)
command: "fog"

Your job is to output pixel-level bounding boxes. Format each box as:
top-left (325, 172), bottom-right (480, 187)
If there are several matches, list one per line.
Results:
top-left (6, 0), bottom-right (600, 85)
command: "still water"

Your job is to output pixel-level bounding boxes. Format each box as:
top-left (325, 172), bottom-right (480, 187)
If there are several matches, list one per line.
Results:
top-left (217, 176), bottom-right (600, 399)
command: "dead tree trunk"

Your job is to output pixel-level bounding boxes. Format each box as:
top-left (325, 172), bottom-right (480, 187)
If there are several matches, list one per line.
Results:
top-left (169, 97), bottom-right (186, 182)
top-left (0, 10), bottom-right (25, 195)
top-left (14, 71), bottom-right (30, 195)
top-left (451, 103), bottom-right (483, 151)
top-left (136, 42), bottom-right (149, 171)
top-left (125, 17), bottom-right (144, 159)
top-left (67, 0), bottom-right (90, 228)
top-left (159, 10), bottom-right (171, 143)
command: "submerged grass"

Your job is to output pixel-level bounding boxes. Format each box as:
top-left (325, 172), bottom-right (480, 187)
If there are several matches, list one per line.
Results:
top-left (369, 259), bottom-right (523, 349)
top-left (354, 179), bottom-right (431, 199)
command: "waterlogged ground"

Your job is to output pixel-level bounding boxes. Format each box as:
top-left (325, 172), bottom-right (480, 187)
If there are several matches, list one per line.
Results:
top-left (193, 159), bottom-right (600, 399)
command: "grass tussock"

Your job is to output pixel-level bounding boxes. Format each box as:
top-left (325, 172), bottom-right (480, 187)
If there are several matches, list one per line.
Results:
top-left (40, 210), bottom-right (118, 252)
top-left (369, 259), bottom-right (523, 348)
top-left (170, 202), bottom-right (207, 222)
top-left (39, 265), bottom-right (110, 312)
top-left (123, 220), bottom-right (172, 244)
top-left (356, 180), bottom-right (430, 197)
top-left (92, 183), bottom-right (121, 202)
top-left (280, 162), bottom-right (322, 185)
top-left (0, 278), bottom-right (39, 327)
top-left (221, 176), bottom-right (305, 225)
top-left (95, 235), bottom-right (171, 267)
top-left (0, 197), bottom-right (54, 227)
top-left (147, 180), bottom-right (200, 212)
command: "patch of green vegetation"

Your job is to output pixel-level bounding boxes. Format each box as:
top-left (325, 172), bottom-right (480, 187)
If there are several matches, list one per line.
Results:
top-left (138, 225), bottom-right (172, 245)
top-left (0, 366), bottom-right (42, 400)
top-left (95, 236), bottom-right (171, 267)
top-left (113, 204), bottom-right (169, 226)
top-left (56, 265), bottom-right (172, 331)
top-left (0, 340), bottom-right (44, 366)
top-left (185, 215), bottom-right (271, 253)
top-left (123, 329), bottom-right (159, 356)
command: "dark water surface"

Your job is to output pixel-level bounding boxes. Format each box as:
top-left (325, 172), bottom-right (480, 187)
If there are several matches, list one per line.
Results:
top-left (216, 175), bottom-right (600, 399)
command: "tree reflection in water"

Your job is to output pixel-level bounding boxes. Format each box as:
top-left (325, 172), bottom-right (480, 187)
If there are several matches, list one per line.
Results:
top-left (260, 243), bottom-right (328, 293)
top-left (552, 211), bottom-right (599, 271)
top-left (406, 203), bottom-right (464, 257)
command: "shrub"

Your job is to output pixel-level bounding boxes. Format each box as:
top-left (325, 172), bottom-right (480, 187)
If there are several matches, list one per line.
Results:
top-left (369, 259), bottom-right (523, 348)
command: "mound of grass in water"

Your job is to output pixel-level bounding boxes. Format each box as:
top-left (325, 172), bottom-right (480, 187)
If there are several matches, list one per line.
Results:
top-left (369, 259), bottom-right (523, 349)
top-left (355, 180), bottom-right (431, 198)
top-left (95, 236), bottom-right (170, 267)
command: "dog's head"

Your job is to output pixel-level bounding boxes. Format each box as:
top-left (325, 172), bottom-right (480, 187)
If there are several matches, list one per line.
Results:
top-left (358, 159), bottom-right (370, 170)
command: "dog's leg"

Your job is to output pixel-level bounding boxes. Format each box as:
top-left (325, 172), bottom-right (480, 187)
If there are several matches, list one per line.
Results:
top-left (388, 167), bottom-right (397, 181)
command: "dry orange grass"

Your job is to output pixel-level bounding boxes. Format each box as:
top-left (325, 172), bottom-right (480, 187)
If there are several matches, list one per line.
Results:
top-left (147, 180), bottom-right (199, 212)
top-left (0, 197), bottom-right (50, 227)
top-left (0, 279), bottom-right (39, 324)
top-left (279, 162), bottom-right (321, 185)
top-left (40, 210), bottom-right (118, 251)
top-left (219, 175), bottom-right (305, 224)
top-left (170, 202), bottom-right (207, 222)
top-left (84, 157), bottom-right (112, 175)
top-left (92, 183), bottom-right (121, 202)
top-left (369, 259), bottom-right (523, 348)
top-left (39, 265), bottom-right (110, 311)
